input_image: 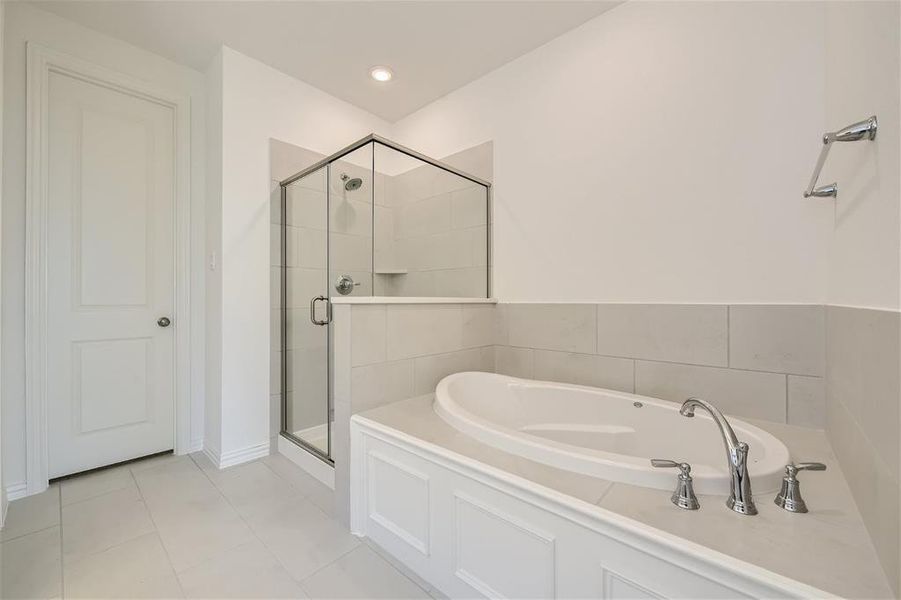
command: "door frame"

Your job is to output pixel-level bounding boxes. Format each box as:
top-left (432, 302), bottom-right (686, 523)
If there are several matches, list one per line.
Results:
top-left (24, 43), bottom-right (193, 494)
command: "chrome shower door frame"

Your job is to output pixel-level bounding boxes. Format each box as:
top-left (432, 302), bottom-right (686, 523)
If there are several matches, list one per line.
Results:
top-left (278, 134), bottom-right (492, 464)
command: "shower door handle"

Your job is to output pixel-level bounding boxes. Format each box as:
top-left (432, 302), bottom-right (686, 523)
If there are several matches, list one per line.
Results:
top-left (310, 296), bottom-right (331, 326)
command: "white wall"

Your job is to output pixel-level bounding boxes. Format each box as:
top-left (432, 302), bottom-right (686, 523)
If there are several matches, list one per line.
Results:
top-left (1, 3), bottom-right (207, 492)
top-left (824, 1), bottom-right (901, 311)
top-left (393, 1), bottom-right (831, 304)
top-left (204, 50), bottom-right (224, 459)
top-left (208, 47), bottom-right (391, 462)
top-left (0, 0), bottom-right (6, 527)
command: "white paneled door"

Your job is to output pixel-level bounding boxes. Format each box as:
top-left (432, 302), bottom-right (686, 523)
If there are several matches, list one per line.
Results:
top-left (45, 68), bottom-right (176, 478)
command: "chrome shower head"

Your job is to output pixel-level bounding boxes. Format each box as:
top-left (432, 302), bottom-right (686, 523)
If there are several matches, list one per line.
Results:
top-left (340, 173), bottom-right (363, 192)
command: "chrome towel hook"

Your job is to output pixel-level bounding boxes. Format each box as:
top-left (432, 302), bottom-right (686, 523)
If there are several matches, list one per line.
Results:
top-left (804, 115), bottom-right (877, 198)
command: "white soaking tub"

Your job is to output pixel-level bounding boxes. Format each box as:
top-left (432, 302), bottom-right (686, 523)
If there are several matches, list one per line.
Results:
top-left (434, 372), bottom-right (790, 496)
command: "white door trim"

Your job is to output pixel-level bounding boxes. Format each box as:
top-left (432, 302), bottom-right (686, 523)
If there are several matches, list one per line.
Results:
top-left (25, 42), bottom-right (193, 495)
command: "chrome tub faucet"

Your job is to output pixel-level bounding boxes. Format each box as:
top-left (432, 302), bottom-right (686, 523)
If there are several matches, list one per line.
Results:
top-left (679, 397), bottom-right (757, 516)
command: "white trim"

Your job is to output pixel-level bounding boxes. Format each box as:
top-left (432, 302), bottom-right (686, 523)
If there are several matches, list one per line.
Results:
top-left (351, 417), bottom-right (831, 599)
top-left (278, 435), bottom-right (335, 489)
top-left (826, 303), bottom-right (901, 313)
top-left (6, 482), bottom-right (27, 502)
top-left (25, 43), bottom-right (193, 495)
top-left (205, 440), bottom-right (270, 469)
top-left (202, 443), bottom-right (221, 470)
top-left (330, 297), bottom-right (497, 305)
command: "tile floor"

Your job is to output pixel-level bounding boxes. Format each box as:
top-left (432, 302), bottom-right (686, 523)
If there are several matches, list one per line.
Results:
top-left (0, 451), bottom-right (432, 599)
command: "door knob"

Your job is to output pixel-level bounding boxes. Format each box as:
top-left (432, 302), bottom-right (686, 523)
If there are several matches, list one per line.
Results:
top-left (157, 317), bottom-right (171, 328)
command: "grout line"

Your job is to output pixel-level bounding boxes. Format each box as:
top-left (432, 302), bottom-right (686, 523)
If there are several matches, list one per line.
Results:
top-left (497, 343), bottom-right (822, 379)
top-left (349, 344), bottom-right (496, 369)
top-left (784, 374), bottom-right (790, 424)
top-left (189, 452), bottom-right (355, 589)
top-left (293, 543), bottom-right (361, 588)
top-left (188, 455), bottom-right (295, 578)
top-left (0, 522), bottom-right (60, 544)
top-left (128, 464), bottom-right (185, 596)
top-left (632, 359), bottom-right (637, 394)
top-left (726, 305), bottom-right (731, 367)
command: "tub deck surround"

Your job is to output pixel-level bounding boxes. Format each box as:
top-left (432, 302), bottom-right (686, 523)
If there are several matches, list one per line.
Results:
top-left (351, 395), bottom-right (892, 599)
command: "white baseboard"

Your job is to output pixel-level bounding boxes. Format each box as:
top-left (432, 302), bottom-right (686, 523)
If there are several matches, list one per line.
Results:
top-left (6, 482), bottom-right (27, 502)
top-left (202, 443), bottom-right (221, 469)
top-left (204, 441), bottom-right (270, 469)
top-left (187, 437), bottom-right (204, 454)
top-left (278, 434), bottom-right (335, 489)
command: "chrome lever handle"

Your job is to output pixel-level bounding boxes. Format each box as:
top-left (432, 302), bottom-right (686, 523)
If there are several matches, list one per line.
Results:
top-left (775, 462), bottom-right (826, 513)
top-left (792, 462), bottom-right (827, 474)
top-left (651, 458), bottom-right (700, 510)
top-left (650, 459), bottom-right (679, 469)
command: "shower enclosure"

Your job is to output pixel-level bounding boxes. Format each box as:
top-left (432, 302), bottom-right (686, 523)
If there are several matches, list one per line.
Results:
top-left (278, 134), bottom-right (491, 463)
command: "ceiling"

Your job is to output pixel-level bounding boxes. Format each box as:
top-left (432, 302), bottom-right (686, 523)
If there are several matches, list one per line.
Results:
top-left (28, 0), bottom-right (621, 122)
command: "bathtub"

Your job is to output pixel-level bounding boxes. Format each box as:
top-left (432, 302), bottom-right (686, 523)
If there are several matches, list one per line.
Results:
top-left (434, 372), bottom-right (790, 496)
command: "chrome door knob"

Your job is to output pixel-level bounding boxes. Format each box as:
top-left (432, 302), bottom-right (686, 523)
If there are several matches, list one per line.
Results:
top-left (157, 317), bottom-right (171, 328)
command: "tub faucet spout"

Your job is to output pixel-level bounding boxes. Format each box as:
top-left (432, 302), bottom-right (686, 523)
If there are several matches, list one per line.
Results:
top-left (679, 397), bottom-right (757, 515)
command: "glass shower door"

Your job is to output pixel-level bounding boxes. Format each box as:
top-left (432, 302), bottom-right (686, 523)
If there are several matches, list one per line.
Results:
top-left (282, 164), bottom-right (331, 460)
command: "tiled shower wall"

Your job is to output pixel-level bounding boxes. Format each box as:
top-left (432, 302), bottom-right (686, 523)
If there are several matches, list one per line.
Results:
top-left (379, 168), bottom-right (489, 297)
top-left (374, 142), bottom-right (492, 298)
top-left (495, 303), bottom-right (825, 428)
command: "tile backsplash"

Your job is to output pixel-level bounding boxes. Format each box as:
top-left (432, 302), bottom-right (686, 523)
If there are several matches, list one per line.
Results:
top-left (495, 303), bottom-right (826, 428)
top-left (327, 300), bottom-right (830, 525)
top-left (825, 306), bottom-right (900, 591)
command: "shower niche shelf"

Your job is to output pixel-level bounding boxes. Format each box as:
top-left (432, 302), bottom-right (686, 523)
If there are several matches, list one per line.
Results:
top-left (374, 269), bottom-right (408, 275)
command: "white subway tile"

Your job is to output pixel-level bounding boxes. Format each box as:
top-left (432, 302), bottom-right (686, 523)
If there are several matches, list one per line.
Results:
top-left (386, 305), bottom-right (463, 360)
top-left (533, 350), bottom-right (634, 392)
top-left (351, 360), bottom-right (414, 413)
top-left (451, 186), bottom-right (488, 229)
top-left (635, 360), bottom-right (786, 423)
top-left (396, 194), bottom-right (451, 238)
top-left (730, 305), bottom-right (824, 376)
top-left (413, 348), bottom-right (494, 395)
top-left (494, 346), bottom-right (533, 379)
top-left (596, 304), bottom-right (727, 366)
top-left (462, 305), bottom-right (497, 348)
top-left (505, 304), bottom-right (596, 354)
top-left (351, 306), bottom-right (386, 366)
top-left (788, 375), bottom-right (825, 428)
top-left (826, 306), bottom-right (900, 477)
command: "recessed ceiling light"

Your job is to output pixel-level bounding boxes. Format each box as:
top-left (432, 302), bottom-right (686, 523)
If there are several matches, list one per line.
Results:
top-left (370, 66), bottom-right (393, 82)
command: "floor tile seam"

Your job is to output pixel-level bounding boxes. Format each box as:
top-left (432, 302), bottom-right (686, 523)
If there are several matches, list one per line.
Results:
top-left (0, 522), bottom-right (61, 544)
top-left (293, 542), bottom-right (362, 588)
top-left (59, 480), bottom-right (138, 510)
top-left (189, 455), bottom-right (292, 580)
top-left (128, 466), bottom-right (187, 599)
top-left (258, 457), bottom-right (316, 501)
